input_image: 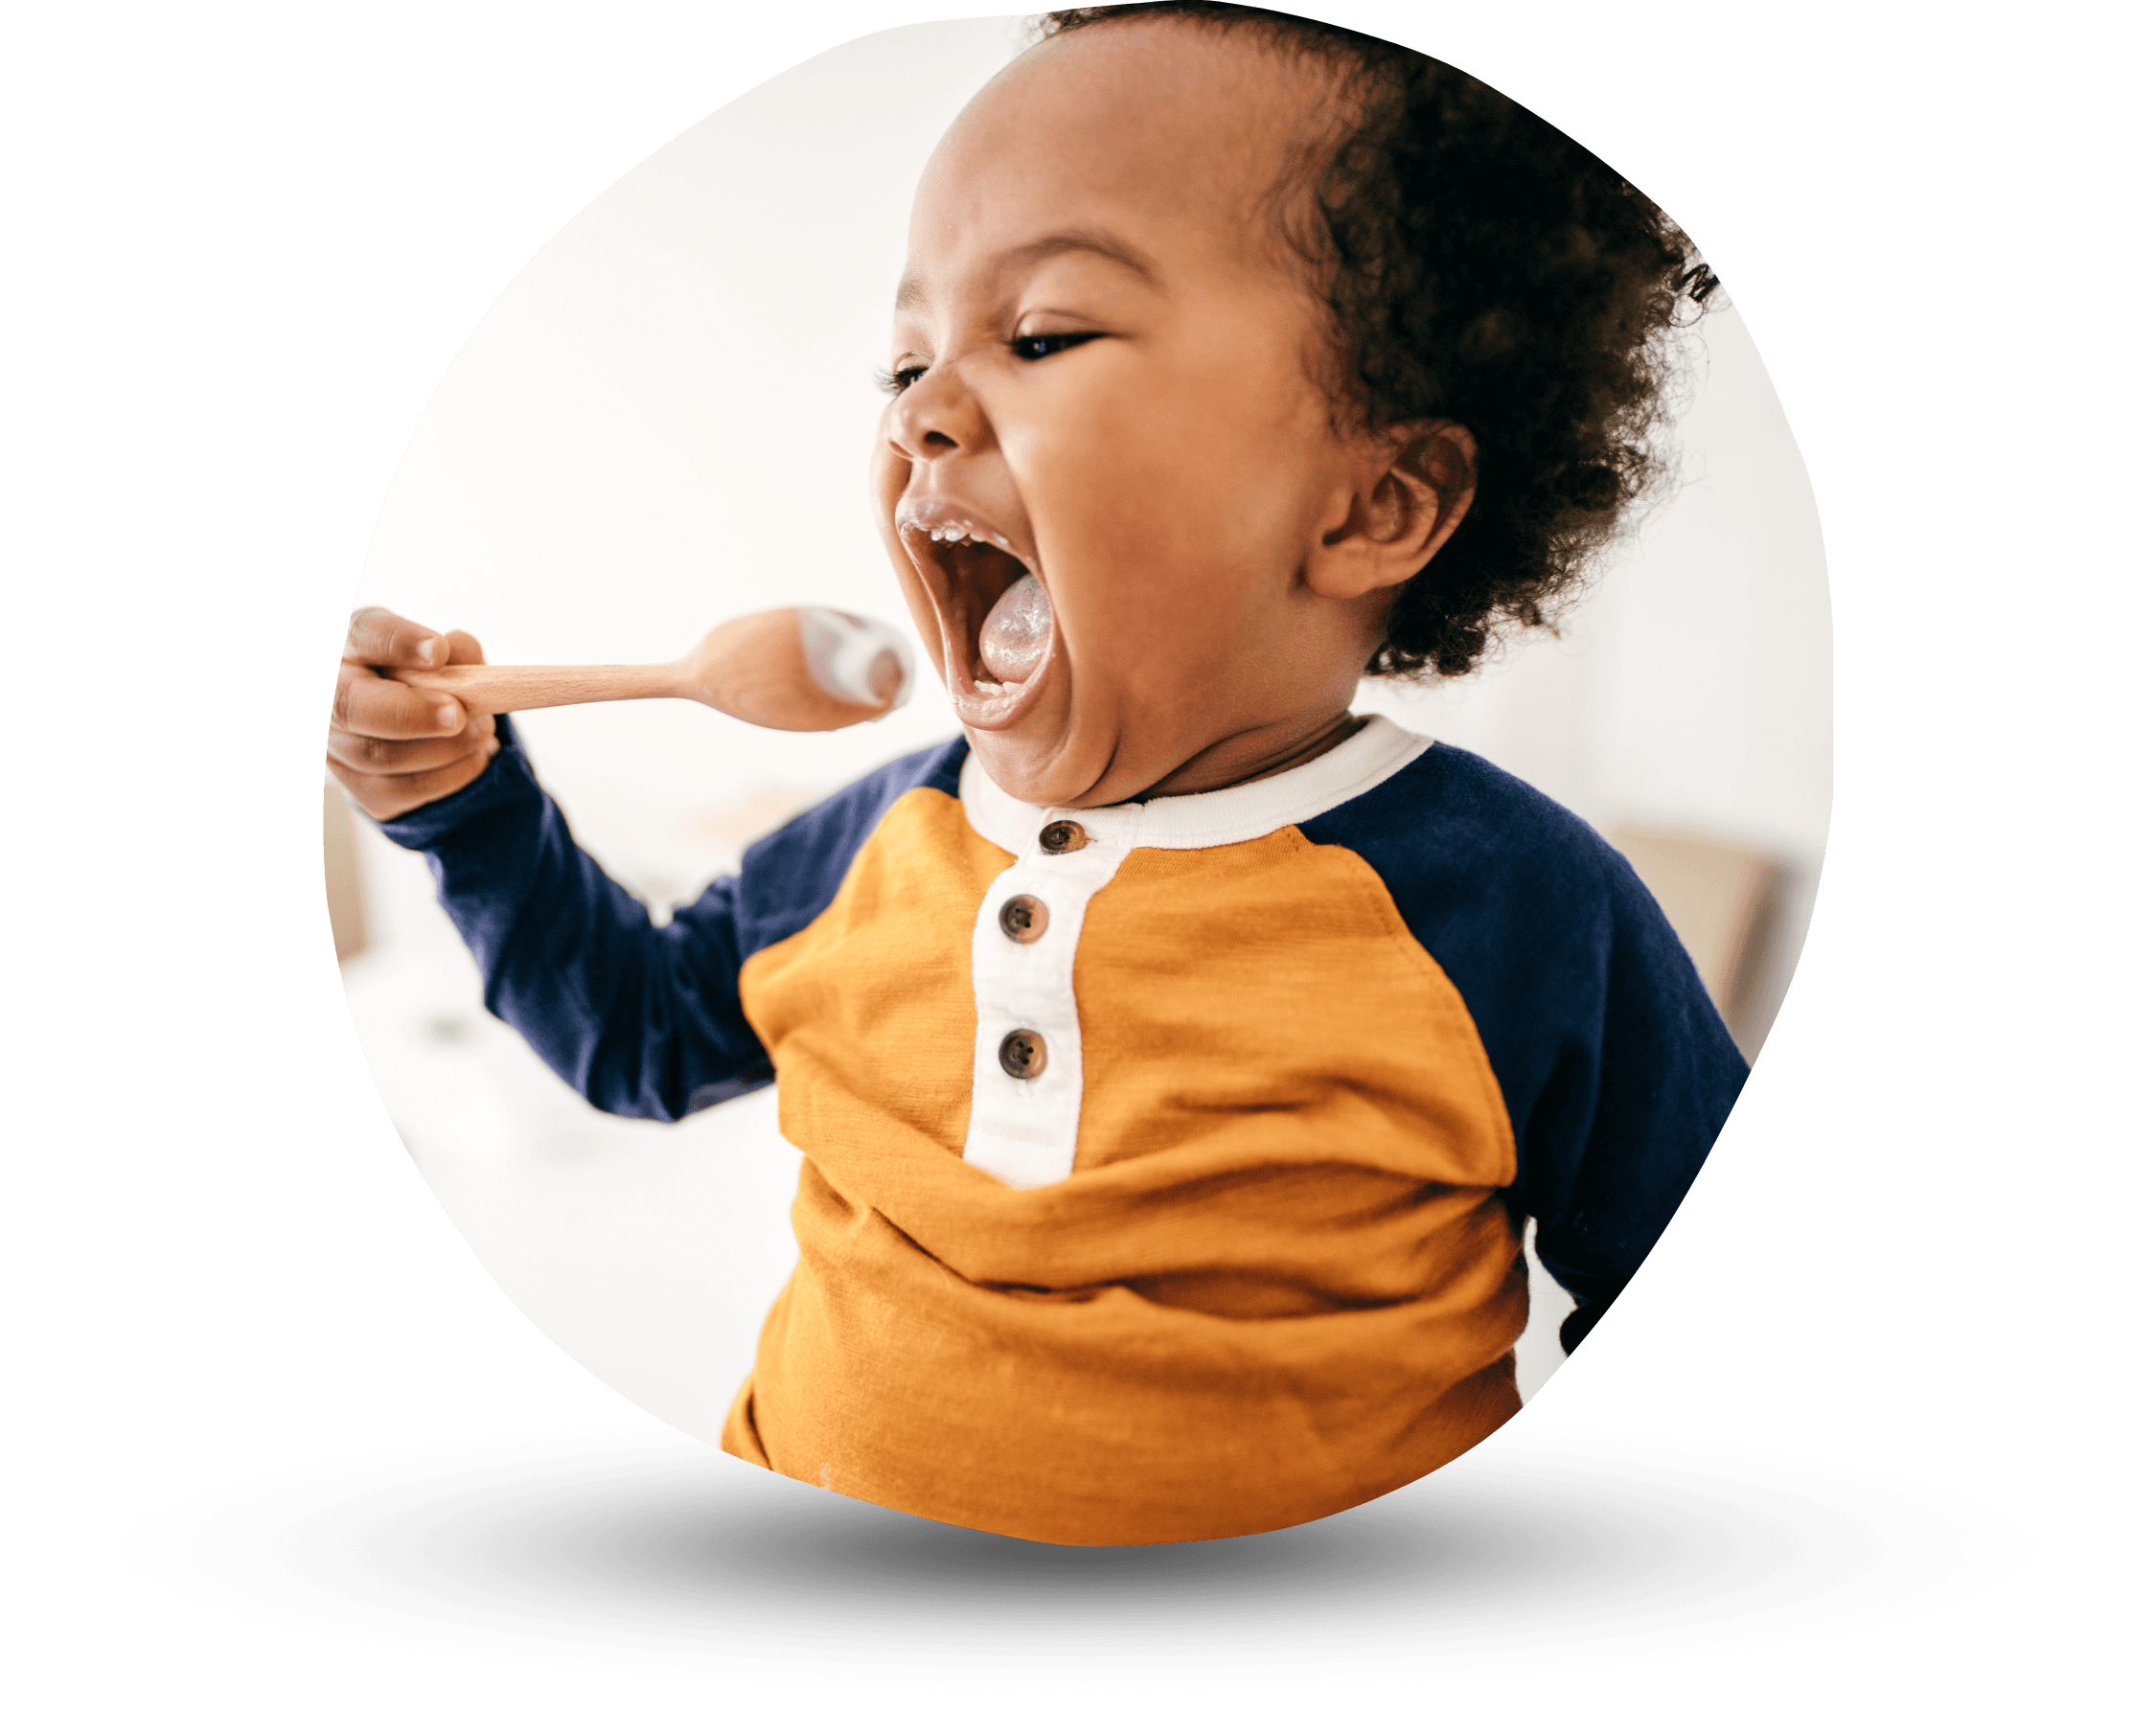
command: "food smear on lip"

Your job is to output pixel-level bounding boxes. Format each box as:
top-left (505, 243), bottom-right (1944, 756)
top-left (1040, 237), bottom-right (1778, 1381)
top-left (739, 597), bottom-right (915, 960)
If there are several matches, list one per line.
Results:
top-left (978, 572), bottom-right (1051, 685)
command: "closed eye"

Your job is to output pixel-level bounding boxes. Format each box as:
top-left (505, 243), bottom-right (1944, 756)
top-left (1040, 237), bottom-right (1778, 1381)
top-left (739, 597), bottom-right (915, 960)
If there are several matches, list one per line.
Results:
top-left (876, 362), bottom-right (929, 398)
top-left (879, 331), bottom-right (1100, 394)
top-left (1010, 331), bottom-right (1101, 362)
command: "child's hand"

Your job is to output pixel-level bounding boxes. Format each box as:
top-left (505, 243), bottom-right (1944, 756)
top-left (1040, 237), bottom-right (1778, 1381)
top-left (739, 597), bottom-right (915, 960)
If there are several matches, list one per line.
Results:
top-left (329, 607), bottom-right (500, 821)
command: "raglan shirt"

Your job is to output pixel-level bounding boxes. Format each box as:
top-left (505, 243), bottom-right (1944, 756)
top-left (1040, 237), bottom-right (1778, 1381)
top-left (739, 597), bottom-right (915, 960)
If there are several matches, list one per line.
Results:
top-left (376, 714), bottom-right (1747, 1545)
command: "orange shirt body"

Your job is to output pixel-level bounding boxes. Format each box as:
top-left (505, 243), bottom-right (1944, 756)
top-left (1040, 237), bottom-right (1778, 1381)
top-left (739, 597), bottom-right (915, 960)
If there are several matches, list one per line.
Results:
top-left (377, 716), bottom-right (1748, 1545)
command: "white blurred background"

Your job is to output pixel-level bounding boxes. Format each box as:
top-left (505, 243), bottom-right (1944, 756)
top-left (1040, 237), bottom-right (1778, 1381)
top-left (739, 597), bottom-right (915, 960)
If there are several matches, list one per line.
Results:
top-left (335, 14), bottom-right (1831, 1441)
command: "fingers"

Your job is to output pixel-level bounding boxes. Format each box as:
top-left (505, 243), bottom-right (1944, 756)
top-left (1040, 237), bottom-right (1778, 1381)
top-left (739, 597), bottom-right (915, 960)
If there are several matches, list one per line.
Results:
top-left (333, 657), bottom-right (470, 740)
top-left (328, 711), bottom-right (495, 776)
top-left (328, 733), bottom-right (501, 822)
top-left (345, 604), bottom-right (449, 670)
top-left (442, 627), bottom-right (487, 667)
top-left (332, 607), bottom-right (498, 817)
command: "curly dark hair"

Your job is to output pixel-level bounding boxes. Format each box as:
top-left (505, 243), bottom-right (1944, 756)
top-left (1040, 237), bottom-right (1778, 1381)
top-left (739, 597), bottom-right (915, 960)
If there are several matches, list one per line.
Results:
top-left (1037, 4), bottom-right (1717, 678)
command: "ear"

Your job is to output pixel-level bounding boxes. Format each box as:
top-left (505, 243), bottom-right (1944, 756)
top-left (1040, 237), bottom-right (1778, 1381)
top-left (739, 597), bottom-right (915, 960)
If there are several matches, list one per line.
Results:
top-left (1304, 422), bottom-right (1477, 602)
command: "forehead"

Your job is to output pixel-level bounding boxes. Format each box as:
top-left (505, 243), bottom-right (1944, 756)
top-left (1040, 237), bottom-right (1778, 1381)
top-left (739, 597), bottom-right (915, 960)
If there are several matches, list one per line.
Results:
top-left (903, 21), bottom-right (1339, 297)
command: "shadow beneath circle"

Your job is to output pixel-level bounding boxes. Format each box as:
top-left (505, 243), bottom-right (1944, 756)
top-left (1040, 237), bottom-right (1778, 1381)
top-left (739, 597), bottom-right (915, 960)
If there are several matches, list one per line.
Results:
top-left (97, 1414), bottom-right (2053, 1681)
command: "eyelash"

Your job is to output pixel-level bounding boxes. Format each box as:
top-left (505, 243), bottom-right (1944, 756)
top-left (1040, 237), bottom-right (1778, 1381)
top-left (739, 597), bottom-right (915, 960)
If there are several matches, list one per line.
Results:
top-left (875, 332), bottom-right (1102, 396)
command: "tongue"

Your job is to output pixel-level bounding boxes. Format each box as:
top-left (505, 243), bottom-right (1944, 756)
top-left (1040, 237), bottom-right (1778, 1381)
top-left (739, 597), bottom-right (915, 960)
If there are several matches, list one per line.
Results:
top-left (979, 572), bottom-right (1051, 683)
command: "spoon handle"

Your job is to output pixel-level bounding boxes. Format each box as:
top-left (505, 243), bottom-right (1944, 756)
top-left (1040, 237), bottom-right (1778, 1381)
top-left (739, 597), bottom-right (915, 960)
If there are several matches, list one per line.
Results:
top-left (388, 661), bottom-right (684, 715)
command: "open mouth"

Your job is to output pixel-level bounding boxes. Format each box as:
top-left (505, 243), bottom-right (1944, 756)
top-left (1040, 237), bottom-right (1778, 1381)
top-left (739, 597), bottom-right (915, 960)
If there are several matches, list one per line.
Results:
top-left (894, 497), bottom-right (1056, 728)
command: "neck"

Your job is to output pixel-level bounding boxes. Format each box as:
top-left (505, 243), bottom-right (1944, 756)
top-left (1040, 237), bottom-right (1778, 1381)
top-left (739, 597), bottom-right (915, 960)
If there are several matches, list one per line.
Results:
top-left (1116, 706), bottom-right (1365, 804)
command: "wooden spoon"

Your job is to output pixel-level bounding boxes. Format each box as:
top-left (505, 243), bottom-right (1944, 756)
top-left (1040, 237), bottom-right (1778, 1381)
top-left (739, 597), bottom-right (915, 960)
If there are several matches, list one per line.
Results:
top-left (390, 606), bottom-right (914, 732)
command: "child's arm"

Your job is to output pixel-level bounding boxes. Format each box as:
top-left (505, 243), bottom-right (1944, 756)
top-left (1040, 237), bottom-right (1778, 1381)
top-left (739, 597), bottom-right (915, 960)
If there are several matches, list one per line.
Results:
top-left (1300, 743), bottom-right (1749, 1356)
top-left (331, 607), bottom-right (771, 1121)
top-left (1518, 863), bottom-right (1750, 1353)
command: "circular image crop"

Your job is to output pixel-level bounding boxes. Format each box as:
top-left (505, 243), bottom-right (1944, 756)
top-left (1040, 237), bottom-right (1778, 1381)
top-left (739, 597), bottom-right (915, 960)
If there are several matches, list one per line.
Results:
top-left (329, 8), bottom-right (1830, 1545)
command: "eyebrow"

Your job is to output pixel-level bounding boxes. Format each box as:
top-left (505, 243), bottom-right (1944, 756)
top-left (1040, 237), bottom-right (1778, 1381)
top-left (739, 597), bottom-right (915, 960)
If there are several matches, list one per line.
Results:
top-left (893, 228), bottom-right (1162, 312)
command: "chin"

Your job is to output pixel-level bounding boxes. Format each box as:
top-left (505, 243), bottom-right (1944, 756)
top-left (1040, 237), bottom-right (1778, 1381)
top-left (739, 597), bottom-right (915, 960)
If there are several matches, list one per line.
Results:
top-left (965, 718), bottom-right (1119, 809)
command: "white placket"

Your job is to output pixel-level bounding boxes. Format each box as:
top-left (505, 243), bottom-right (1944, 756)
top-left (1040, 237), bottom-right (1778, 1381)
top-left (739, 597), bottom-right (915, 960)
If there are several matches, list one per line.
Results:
top-left (951, 718), bottom-right (1434, 1188)
top-left (961, 810), bottom-right (1134, 1189)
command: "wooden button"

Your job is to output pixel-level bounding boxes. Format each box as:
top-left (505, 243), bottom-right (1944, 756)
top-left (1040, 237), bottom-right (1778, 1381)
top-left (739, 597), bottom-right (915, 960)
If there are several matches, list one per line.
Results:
top-left (1038, 819), bottom-right (1088, 855)
top-left (998, 1029), bottom-right (1046, 1080)
top-left (998, 895), bottom-right (1048, 943)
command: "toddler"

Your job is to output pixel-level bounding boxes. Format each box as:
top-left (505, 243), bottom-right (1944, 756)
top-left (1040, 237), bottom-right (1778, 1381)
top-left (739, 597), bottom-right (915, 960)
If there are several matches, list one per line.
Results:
top-left (328, 3), bottom-right (1747, 1545)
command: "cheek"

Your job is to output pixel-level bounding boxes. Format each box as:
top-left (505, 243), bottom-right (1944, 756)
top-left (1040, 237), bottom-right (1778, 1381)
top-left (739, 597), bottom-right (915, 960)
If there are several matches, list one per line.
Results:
top-left (868, 455), bottom-right (941, 665)
top-left (870, 425), bottom-right (908, 504)
top-left (1008, 368), bottom-right (1328, 638)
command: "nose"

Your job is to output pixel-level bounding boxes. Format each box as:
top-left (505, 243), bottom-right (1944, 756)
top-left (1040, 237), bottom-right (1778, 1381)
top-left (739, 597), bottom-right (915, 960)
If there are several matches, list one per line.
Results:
top-left (884, 362), bottom-right (989, 464)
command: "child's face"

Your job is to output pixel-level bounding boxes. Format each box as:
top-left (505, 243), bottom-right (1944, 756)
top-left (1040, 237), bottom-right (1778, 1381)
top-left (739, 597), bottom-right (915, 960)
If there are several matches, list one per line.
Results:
top-left (873, 23), bottom-right (1428, 809)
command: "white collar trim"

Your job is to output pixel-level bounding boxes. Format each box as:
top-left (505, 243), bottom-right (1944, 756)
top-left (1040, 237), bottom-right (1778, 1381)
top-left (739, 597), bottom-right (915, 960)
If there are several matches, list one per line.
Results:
top-left (958, 714), bottom-right (1433, 855)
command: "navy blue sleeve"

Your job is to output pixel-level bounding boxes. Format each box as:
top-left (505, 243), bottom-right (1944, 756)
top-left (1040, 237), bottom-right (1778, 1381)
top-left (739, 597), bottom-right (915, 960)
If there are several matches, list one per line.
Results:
top-left (1302, 743), bottom-right (1749, 1353)
top-left (731, 734), bottom-right (968, 961)
top-left (371, 718), bottom-right (968, 1123)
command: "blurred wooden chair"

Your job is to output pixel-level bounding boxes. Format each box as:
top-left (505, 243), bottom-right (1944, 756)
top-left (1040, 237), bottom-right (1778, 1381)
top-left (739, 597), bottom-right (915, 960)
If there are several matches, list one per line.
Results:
top-left (324, 782), bottom-right (370, 962)
top-left (1606, 825), bottom-right (1800, 1063)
